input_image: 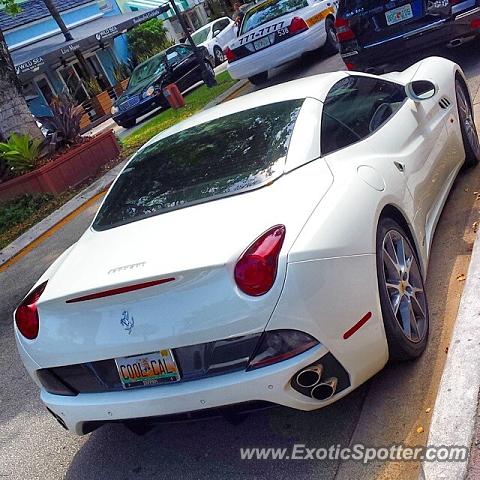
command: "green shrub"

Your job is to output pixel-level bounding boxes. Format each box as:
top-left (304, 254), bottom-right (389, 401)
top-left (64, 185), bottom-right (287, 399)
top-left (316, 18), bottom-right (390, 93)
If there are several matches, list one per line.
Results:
top-left (0, 133), bottom-right (41, 175)
top-left (0, 194), bottom-right (53, 235)
top-left (127, 19), bottom-right (172, 63)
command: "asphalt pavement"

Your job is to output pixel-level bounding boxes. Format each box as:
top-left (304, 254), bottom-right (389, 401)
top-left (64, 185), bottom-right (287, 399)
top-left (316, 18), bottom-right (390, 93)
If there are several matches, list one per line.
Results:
top-left (1, 44), bottom-right (480, 480)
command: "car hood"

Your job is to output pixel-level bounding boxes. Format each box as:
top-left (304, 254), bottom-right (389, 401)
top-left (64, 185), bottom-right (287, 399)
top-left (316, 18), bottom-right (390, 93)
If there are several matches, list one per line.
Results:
top-left (115, 74), bottom-right (165, 104)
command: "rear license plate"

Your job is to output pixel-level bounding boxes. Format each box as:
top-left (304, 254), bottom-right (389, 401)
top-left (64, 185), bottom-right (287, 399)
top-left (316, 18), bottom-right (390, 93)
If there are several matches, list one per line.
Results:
top-left (385, 4), bottom-right (413, 25)
top-left (115, 350), bottom-right (180, 389)
top-left (253, 36), bottom-right (271, 50)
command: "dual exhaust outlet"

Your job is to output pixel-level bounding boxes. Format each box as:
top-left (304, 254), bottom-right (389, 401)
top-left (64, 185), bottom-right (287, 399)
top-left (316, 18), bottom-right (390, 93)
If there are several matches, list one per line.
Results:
top-left (295, 364), bottom-right (337, 401)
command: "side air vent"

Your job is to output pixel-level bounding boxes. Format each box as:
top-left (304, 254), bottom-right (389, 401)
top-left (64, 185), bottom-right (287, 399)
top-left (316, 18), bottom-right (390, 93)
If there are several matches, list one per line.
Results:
top-left (439, 97), bottom-right (451, 109)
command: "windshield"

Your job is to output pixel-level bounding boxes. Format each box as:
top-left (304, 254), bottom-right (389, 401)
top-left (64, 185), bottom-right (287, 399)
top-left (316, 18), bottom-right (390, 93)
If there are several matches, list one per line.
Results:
top-left (93, 100), bottom-right (304, 230)
top-left (129, 55), bottom-right (166, 87)
top-left (191, 26), bottom-right (211, 44)
top-left (241, 0), bottom-right (308, 33)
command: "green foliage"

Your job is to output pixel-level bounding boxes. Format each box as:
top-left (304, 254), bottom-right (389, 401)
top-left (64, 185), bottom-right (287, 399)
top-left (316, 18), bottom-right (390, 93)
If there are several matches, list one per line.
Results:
top-left (0, 0), bottom-right (22, 15)
top-left (84, 77), bottom-right (102, 96)
top-left (0, 133), bottom-right (41, 174)
top-left (39, 94), bottom-right (83, 147)
top-left (127, 19), bottom-right (172, 63)
top-left (0, 193), bottom-right (52, 235)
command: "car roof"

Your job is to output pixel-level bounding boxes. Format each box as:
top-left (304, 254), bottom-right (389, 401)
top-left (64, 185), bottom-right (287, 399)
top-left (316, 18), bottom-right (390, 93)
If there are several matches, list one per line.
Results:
top-left (140, 71), bottom-right (348, 151)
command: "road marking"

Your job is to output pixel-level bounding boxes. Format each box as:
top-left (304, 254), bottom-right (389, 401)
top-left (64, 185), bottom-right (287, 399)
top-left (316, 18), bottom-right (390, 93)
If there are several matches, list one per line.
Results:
top-left (0, 190), bottom-right (106, 274)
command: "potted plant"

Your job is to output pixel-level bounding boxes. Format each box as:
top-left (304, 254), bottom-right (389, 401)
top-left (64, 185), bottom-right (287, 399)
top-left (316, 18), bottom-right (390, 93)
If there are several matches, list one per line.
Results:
top-left (84, 77), bottom-right (111, 117)
top-left (0, 96), bottom-right (121, 201)
top-left (113, 63), bottom-right (131, 96)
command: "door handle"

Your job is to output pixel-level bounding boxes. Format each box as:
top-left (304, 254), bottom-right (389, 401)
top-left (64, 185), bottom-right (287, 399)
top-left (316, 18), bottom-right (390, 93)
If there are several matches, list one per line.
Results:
top-left (394, 161), bottom-right (405, 172)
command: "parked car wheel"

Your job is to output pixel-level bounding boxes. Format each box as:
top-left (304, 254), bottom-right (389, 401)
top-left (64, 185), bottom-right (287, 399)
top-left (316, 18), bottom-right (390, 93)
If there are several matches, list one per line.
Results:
top-left (248, 71), bottom-right (268, 85)
top-left (456, 79), bottom-right (480, 168)
top-left (323, 18), bottom-right (339, 56)
top-left (213, 46), bottom-right (225, 65)
top-left (376, 217), bottom-right (429, 362)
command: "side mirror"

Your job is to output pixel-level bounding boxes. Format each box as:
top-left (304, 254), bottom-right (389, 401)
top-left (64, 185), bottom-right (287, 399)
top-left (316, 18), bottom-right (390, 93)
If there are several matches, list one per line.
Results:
top-left (405, 80), bottom-right (437, 101)
top-left (213, 29), bottom-right (221, 37)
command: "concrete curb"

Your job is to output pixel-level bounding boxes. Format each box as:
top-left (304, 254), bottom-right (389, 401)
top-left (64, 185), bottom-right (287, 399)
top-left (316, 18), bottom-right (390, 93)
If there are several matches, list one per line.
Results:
top-left (0, 158), bottom-right (128, 267)
top-left (0, 77), bottom-right (251, 267)
top-left (420, 230), bottom-right (480, 480)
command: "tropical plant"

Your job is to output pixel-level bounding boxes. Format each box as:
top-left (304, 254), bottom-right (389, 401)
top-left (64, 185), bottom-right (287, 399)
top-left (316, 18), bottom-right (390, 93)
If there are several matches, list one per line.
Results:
top-left (113, 63), bottom-right (131, 84)
top-left (38, 94), bottom-right (83, 147)
top-left (84, 77), bottom-right (102, 96)
top-left (0, 133), bottom-right (42, 174)
top-left (127, 19), bottom-right (172, 63)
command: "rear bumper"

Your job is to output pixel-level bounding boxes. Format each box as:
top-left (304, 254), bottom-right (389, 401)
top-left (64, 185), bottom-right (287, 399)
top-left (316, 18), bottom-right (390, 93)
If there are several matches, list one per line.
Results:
top-left (341, 5), bottom-right (480, 70)
top-left (227, 25), bottom-right (327, 79)
top-left (34, 253), bottom-right (388, 435)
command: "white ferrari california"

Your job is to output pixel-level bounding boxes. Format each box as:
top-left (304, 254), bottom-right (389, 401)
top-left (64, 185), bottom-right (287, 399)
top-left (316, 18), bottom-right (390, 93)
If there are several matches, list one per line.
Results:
top-left (15, 57), bottom-right (479, 435)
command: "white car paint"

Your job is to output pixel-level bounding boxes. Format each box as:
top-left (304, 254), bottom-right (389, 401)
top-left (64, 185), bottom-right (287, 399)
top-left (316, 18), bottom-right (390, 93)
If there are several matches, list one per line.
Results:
top-left (15, 57), bottom-right (473, 435)
top-left (191, 17), bottom-right (237, 64)
top-left (227, 0), bottom-right (337, 80)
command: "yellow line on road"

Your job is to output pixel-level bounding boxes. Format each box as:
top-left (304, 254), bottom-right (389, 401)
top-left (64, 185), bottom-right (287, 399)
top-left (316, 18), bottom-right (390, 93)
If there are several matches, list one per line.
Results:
top-left (0, 190), bottom-right (106, 273)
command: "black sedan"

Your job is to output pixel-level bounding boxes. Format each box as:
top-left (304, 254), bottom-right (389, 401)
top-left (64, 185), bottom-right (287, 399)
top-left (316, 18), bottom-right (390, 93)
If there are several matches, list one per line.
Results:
top-left (112, 44), bottom-right (215, 128)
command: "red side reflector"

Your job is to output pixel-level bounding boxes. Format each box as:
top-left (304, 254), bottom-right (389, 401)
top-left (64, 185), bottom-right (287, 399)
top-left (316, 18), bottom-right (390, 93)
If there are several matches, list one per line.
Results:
top-left (66, 278), bottom-right (175, 303)
top-left (471, 19), bottom-right (480, 29)
top-left (343, 312), bottom-right (372, 339)
top-left (345, 62), bottom-right (355, 71)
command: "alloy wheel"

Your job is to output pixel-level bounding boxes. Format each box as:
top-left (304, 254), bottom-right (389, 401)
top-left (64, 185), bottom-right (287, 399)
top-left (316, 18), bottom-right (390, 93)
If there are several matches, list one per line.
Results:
top-left (215, 48), bottom-right (225, 64)
top-left (456, 84), bottom-right (480, 159)
top-left (381, 230), bottom-right (428, 343)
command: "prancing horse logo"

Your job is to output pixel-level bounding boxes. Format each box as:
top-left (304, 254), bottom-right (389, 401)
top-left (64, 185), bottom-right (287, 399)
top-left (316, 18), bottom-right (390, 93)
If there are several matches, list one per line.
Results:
top-left (120, 311), bottom-right (134, 334)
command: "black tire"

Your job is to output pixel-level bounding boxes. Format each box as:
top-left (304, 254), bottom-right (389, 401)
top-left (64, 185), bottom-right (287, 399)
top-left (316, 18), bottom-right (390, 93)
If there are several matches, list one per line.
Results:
top-left (248, 71), bottom-right (268, 85)
top-left (323, 18), bottom-right (339, 56)
top-left (376, 217), bottom-right (429, 362)
top-left (213, 46), bottom-right (225, 66)
top-left (456, 80), bottom-right (480, 168)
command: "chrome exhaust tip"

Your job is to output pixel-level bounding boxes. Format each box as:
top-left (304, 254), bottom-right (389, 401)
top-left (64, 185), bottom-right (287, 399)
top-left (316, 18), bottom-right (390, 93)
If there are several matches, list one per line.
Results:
top-left (296, 364), bottom-right (324, 388)
top-left (311, 377), bottom-right (338, 401)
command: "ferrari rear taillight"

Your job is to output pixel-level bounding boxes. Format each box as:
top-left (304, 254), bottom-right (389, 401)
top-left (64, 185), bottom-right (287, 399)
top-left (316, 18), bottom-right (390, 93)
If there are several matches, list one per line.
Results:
top-left (15, 281), bottom-right (48, 340)
top-left (234, 225), bottom-right (286, 296)
top-left (335, 17), bottom-right (355, 42)
top-left (224, 46), bottom-right (237, 62)
top-left (289, 16), bottom-right (309, 35)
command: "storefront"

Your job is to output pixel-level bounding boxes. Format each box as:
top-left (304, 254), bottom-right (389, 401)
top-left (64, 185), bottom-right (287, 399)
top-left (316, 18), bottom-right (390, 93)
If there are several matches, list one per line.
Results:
top-left (6, 3), bottom-right (165, 124)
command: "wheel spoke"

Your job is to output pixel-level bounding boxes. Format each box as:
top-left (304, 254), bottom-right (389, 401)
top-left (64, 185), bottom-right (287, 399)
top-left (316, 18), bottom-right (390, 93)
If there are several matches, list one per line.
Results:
top-left (396, 237), bottom-right (407, 270)
top-left (409, 301), bottom-right (420, 340)
top-left (399, 297), bottom-right (412, 338)
top-left (411, 293), bottom-right (426, 319)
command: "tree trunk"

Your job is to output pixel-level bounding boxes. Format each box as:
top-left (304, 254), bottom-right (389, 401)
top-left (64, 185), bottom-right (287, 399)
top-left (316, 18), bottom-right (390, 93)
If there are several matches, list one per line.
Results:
top-left (0, 29), bottom-right (43, 141)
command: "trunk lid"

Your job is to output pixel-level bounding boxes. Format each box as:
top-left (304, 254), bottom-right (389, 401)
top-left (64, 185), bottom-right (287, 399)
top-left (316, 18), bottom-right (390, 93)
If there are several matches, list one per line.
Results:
top-left (340, 0), bottom-right (450, 47)
top-left (29, 160), bottom-right (333, 366)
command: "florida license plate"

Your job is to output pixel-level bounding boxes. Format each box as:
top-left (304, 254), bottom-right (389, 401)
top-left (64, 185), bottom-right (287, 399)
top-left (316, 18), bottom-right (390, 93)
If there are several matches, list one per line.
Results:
top-left (385, 4), bottom-right (413, 25)
top-left (115, 350), bottom-right (180, 389)
top-left (253, 36), bottom-right (271, 50)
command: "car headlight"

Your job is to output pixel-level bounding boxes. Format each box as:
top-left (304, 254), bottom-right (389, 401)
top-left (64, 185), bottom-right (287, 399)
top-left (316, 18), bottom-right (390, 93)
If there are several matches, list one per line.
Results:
top-left (111, 105), bottom-right (119, 115)
top-left (246, 330), bottom-right (319, 370)
top-left (143, 86), bottom-right (155, 98)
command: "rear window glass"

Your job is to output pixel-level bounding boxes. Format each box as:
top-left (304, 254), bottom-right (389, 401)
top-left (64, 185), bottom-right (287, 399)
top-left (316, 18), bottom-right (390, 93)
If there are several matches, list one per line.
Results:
top-left (241, 0), bottom-right (308, 34)
top-left (93, 100), bottom-right (304, 230)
